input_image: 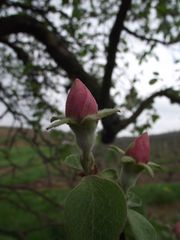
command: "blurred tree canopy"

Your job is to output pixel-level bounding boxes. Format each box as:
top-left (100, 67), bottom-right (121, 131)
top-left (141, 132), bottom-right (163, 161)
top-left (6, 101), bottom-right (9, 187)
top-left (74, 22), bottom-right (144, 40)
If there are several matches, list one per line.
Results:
top-left (0, 0), bottom-right (180, 142)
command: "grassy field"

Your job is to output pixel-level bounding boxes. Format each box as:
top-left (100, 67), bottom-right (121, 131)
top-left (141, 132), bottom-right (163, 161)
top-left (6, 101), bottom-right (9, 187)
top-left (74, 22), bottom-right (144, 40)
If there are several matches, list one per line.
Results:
top-left (0, 128), bottom-right (179, 239)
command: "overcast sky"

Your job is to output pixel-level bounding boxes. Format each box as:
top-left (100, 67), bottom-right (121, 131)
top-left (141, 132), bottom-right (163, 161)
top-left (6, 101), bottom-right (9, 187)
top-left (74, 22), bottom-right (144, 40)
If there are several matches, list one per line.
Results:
top-left (118, 43), bottom-right (180, 136)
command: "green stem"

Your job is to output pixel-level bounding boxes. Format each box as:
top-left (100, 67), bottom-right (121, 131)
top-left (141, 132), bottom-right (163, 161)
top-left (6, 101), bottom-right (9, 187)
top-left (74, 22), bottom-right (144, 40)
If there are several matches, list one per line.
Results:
top-left (80, 152), bottom-right (94, 175)
top-left (119, 164), bottom-right (139, 193)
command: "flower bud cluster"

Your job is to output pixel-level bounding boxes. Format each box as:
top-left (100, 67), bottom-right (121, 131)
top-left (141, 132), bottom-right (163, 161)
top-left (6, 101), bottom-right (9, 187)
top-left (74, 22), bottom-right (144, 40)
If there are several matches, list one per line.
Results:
top-left (65, 79), bottom-right (98, 121)
top-left (48, 78), bottom-right (158, 181)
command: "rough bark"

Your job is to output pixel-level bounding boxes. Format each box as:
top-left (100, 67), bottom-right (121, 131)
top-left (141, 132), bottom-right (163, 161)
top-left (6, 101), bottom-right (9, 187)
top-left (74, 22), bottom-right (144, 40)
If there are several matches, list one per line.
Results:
top-left (100, 0), bottom-right (132, 108)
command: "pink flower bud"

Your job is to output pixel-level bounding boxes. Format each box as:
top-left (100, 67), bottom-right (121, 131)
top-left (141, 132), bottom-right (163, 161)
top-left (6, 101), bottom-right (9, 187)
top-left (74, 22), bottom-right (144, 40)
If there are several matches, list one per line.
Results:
top-left (173, 221), bottom-right (180, 238)
top-left (65, 79), bottom-right (98, 121)
top-left (126, 133), bottom-right (150, 164)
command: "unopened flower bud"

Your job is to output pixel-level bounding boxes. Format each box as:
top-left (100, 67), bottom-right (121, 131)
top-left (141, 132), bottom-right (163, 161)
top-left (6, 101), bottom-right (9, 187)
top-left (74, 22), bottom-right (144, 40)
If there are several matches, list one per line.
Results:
top-left (48, 78), bottom-right (119, 175)
top-left (65, 79), bottom-right (98, 175)
top-left (126, 133), bottom-right (150, 164)
top-left (65, 79), bottom-right (98, 121)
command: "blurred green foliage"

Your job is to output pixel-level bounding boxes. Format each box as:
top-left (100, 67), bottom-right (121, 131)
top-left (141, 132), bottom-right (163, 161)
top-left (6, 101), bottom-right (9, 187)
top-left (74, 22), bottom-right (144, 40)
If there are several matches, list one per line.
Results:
top-left (0, 130), bottom-right (179, 239)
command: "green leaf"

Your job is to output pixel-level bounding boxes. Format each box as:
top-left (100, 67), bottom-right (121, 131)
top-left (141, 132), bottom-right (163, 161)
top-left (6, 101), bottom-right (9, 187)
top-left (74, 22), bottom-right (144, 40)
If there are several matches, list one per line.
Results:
top-left (127, 209), bottom-right (157, 240)
top-left (149, 78), bottom-right (158, 85)
top-left (64, 176), bottom-right (127, 240)
top-left (62, 0), bottom-right (69, 4)
top-left (153, 72), bottom-right (159, 76)
top-left (99, 168), bottom-right (118, 181)
top-left (151, 114), bottom-right (159, 123)
top-left (63, 154), bottom-right (82, 170)
top-left (140, 163), bottom-right (154, 177)
top-left (127, 192), bottom-right (142, 208)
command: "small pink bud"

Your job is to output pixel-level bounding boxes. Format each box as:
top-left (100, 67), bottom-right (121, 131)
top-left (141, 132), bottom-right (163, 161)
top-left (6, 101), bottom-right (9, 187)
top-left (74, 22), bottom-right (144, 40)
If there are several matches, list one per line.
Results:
top-left (173, 221), bottom-right (180, 238)
top-left (65, 79), bottom-right (98, 121)
top-left (126, 133), bottom-right (150, 164)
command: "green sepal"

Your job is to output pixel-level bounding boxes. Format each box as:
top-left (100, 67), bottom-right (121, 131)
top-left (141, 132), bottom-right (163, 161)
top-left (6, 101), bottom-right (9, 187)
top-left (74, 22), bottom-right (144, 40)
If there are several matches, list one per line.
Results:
top-left (50, 115), bottom-right (64, 122)
top-left (82, 108), bottom-right (120, 123)
top-left (109, 145), bottom-right (125, 155)
top-left (99, 168), bottom-right (118, 181)
top-left (142, 162), bottom-right (163, 177)
top-left (148, 162), bottom-right (163, 171)
top-left (121, 156), bottom-right (135, 163)
top-left (97, 108), bottom-right (120, 118)
top-left (119, 162), bottom-right (141, 193)
top-left (47, 118), bottom-right (76, 130)
top-left (140, 163), bottom-right (154, 177)
top-left (81, 114), bottom-right (99, 123)
top-left (119, 160), bottom-right (156, 193)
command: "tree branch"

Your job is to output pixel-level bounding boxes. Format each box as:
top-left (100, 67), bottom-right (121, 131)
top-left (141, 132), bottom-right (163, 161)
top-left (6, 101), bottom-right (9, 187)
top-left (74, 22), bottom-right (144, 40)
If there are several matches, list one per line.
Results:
top-left (0, 0), bottom-right (7, 8)
top-left (0, 14), bottom-right (100, 98)
top-left (125, 89), bottom-right (180, 126)
top-left (101, 88), bottom-right (180, 142)
top-left (100, 0), bottom-right (132, 108)
top-left (0, 13), bottom-right (122, 143)
top-left (0, 37), bottom-right (30, 64)
top-left (123, 26), bottom-right (180, 45)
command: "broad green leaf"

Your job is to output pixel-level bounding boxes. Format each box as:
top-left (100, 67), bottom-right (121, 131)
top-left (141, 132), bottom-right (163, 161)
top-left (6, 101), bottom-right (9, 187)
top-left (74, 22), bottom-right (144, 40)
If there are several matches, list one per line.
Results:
top-left (63, 154), bottom-right (82, 170)
top-left (64, 176), bottom-right (127, 240)
top-left (127, 209), bottom-right (157, 240)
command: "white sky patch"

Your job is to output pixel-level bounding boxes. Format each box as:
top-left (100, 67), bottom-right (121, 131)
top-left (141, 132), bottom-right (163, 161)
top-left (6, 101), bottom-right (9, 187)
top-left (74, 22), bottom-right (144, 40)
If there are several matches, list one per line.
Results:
top-left (152, 98), bottom-right (180, 134)
top-left (109, 42), bottom-right (180, 136)
top-left (135, 45), bottom-right (179, 96)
